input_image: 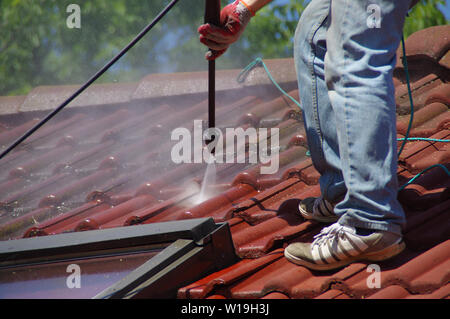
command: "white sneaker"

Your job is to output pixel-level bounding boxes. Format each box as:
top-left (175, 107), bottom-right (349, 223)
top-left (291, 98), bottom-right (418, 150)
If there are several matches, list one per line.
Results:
top-left (298, 196), bottom-right (339, 223)
top-left (284, 223), bottom-right (405, 271)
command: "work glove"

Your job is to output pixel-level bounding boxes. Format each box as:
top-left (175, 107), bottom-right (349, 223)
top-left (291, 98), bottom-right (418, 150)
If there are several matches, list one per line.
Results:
top-left (198, 0), bottom-right (254, 60)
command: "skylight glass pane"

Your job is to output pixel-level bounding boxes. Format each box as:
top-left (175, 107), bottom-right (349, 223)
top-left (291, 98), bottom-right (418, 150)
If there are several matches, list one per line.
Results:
top-left (0, 249), bottom-right (161, 299)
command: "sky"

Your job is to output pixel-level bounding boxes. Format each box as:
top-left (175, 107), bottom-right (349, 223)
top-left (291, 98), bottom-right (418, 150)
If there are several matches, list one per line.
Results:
top-left (440, 0), bottom-right (450, 18)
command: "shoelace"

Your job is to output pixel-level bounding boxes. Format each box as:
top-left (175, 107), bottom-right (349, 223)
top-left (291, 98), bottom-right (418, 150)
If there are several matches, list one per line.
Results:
top-left (312, 223), bottom-right (350, 247)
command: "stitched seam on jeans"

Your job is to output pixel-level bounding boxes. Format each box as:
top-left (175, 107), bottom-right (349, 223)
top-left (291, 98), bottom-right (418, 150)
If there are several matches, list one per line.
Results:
top-left (308, 7), bottom-right (330, 167)
top-left (308, 26), bottom-right (320, 148)
top-left (341, 0), bottom-right (355, 189)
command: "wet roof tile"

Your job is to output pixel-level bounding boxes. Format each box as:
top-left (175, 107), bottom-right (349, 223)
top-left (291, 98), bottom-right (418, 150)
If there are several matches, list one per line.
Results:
top-left (0, 26), bottom-right (448, 299)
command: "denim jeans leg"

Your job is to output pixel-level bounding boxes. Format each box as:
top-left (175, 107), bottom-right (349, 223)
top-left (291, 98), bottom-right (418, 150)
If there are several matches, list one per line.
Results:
top-left (324, 0), bottom-right (411, 235)
top-left (294, 0), bottom-right (347, 205)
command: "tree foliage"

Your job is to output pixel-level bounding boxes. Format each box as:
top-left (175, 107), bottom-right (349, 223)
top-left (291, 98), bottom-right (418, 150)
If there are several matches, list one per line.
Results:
top-left (404, 0), bottom-right (448, 37)
top-left (0, 0), bottom-right (206, 95)
top-left (0, 0), bottom-right (447, 96)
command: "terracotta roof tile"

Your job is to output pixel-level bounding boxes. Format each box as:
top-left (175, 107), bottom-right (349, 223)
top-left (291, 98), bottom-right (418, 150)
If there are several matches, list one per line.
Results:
top-left (0, 118), bottom-right (40, 146)
top-left (20, 83), bottom-right (138, 113)
top-left (367, 284), bottom-right (450, 299)
top-left (395, 74), bottom-right (443, 115)
top-left (337, 240), bottom-right (450, 298)
top-left (227, 257), bottom-right (367, 299)
top-left (0, 96), bottom-right (26, 116)
top-left (178, 250), bottom-right (284, 299)
top-left (0, 26), bottom-right (448, 299)
top-left (439, 50), bottom-right (450, 70)
top-left (395, 25), bottom-right (450, 84)
top-left (398, 25), bottom-right (450, 62)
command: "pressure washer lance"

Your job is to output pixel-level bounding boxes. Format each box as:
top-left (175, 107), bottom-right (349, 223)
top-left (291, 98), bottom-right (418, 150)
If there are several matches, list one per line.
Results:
top-left (204, 0), bottom-right (221, 155)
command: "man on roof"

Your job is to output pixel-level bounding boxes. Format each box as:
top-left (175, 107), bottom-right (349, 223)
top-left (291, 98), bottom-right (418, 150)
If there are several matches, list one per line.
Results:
top-left (198, 0), bottom-right (418, 271)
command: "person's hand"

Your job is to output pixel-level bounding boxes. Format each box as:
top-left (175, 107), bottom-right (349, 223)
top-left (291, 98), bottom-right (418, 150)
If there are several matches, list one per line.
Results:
top-left (198, 0), bottom-right (254, 60)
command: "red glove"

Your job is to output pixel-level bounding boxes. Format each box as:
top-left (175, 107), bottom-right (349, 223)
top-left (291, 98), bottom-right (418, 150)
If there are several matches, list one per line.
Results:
top-left (198, 0), bottom-right (254, 60)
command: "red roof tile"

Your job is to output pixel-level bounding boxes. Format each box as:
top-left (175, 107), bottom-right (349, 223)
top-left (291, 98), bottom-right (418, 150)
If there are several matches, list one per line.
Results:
top-left (0, 26), bottom-right (449, 299)
top-left (397, 25), bottom-right (450, 62)
top-left (335, 240), bottom-right (450, 298)
top-left (367, 284), bottom-right (450, 299)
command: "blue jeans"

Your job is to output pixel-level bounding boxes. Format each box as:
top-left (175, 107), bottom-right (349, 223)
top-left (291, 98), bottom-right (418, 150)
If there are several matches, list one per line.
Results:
top-left (293, 0), bottom-right (411, 235)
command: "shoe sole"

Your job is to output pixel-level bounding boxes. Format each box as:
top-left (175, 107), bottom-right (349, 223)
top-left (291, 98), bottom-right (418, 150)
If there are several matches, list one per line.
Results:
top-left (298, 204), bottom-right (339, 223)
top-left (284, 240), bottom-right (406, 271)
